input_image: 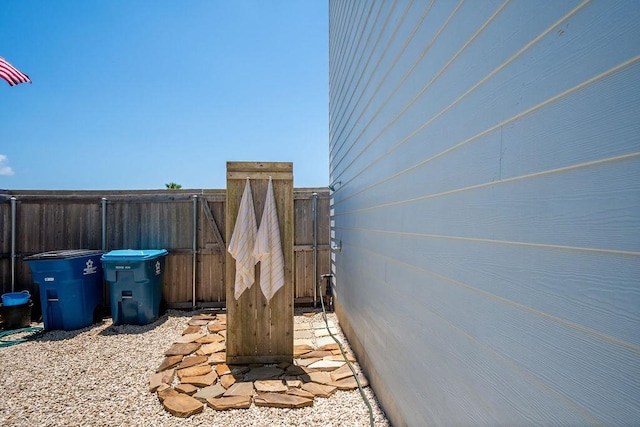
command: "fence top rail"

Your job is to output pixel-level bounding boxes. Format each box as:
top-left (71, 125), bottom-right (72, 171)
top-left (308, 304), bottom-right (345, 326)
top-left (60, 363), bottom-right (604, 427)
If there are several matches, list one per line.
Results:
top-left (1, 188), bottom-right (329, 203)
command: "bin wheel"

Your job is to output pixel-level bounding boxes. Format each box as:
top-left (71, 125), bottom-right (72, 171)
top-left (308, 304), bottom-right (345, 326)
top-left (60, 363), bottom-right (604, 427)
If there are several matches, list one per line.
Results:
top-left (159, 299), bottom-right (167, 316)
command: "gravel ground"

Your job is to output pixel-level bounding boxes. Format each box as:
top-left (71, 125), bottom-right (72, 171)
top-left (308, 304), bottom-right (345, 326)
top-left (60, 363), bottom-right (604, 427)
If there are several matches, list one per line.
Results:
top-left (0, 310), bottom-right (390, 427)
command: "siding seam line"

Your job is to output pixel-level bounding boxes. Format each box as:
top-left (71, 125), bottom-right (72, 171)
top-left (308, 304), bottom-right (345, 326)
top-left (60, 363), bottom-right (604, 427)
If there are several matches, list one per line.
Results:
top-left (331, 0), bottom-right (464, 167)
top-left (334, 55), bottom-right (640, 204)
top-left (341, 246), bottom-right (608, 424)
top-left (337, 223), bottom-right (640, 257)
top-left (341, 239), bottom-right (640, 354)
top-left (334, 0), bottom-right (511, 172)
top-left (330, 0), bottom-right (394, 147)
top-left (330, 0), bottom-right (377, 111)
top-left (331, 0), bottom-right (592, 185)
top-left (330, 0), bottom-right (415, 159)
top-left (334, 151), bottom-right (640, 218)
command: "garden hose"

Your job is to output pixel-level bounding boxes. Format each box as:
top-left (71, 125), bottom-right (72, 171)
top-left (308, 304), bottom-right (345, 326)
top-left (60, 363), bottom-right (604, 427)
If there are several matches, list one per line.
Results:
top-left (0, 326), bottom-right (43, 348)
top-left (319, 279), bottom-right (375, 427)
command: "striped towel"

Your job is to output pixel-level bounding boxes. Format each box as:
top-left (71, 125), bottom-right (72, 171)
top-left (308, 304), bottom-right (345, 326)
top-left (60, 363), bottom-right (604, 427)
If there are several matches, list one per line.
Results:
top-left (228, 178), bottom-right (258, 300)
top-left (253, 176), bottom-right (285, 301)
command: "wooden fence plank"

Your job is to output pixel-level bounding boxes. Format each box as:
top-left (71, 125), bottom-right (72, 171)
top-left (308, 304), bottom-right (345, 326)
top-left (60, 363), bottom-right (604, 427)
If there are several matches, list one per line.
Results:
top-left (0, 188), bottom-right (328, 310)
top-left (200, 197), bottom-right (225, 250)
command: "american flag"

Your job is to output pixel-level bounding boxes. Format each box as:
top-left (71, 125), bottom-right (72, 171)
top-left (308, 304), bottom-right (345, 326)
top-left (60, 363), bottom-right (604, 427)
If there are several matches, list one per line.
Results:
top-left (0, 56), bottom-right (32, 86)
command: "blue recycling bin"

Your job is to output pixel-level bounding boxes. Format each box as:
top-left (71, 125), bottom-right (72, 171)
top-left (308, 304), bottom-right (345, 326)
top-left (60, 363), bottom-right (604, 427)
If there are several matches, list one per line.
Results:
top-left (24, 249), bottom-right (105, 331)
top-left (100, 249), bottom-right (168, 325)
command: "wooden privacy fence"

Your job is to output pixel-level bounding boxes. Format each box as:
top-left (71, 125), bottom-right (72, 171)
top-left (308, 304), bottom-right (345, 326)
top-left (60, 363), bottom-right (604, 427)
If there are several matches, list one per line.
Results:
top-left (0, 188), bottom-right (330, 309)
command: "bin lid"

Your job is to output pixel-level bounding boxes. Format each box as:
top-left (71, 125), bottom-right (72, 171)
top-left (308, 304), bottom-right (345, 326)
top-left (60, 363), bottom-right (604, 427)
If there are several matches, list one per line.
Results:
top-left (24, 249), bottom-right (105, 261)
top-left (101, 249), bottom-right (168, 261)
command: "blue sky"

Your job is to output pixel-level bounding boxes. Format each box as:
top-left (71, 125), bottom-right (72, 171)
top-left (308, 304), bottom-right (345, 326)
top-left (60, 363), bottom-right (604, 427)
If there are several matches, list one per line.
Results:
top-left (0, 1), bottom-right (328, 190)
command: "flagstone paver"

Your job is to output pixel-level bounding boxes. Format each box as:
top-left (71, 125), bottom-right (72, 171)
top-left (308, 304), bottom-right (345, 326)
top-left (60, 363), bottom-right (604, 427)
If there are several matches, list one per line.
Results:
top-left (174, 383), bottom-right (198, 395)
top-left (245, 366), bottom-right (283, 381)
top-left (192, 383), bottom-right (226, 401)
top-left (206, 395), bottom-right (251, 410)
top-left (300, 350), bottom-right (333, 359)
top-left (215, 363), bottom-right (231, 376)
top-left (207, 323), bottom-right (226, 333)
top-left (177, 364), bottom-right (212, 380)
top-left (196, 341), bottom-right (226, 355)
top-left (286, 379), bottom-right (302, 388)
top-left (329, 374), bottom-right (369, 390)
top-left (149, 372), bottom-right (165, 392)
top-left (152, 311), bottom-right (370, 417)
top-left (195, 334), bottom-right (224, 344)
top-left (156, 355), bottom-right (183, 372)
top-left (294, 322), bottom-right (312, 331)
top-left (230, 365), bottom-right (250, 376)
top-left (163, 394), bottom-right (204, 417)
top-left (324, 353), bottom-right (355, 362)
top-left (165, 342), bottom-right (201, 356)
top-left (157, 386), bottom-right (181, 402)
top-left (161, 369), bottom-right (175, 385)
top-left (182, 325), bottom-right (202, 335)
top-left (287, 388), bottom-right (315, 399)
top-left (293, 344), bottom-right (314, 357)
top-left (286, 364), bottom-right (308, 376)
top-left (329, 363), bottom-right (354, 382)
top-left (316, 337), bottom-right (341, 351)
top-left (254, 380), bottom-right (288, 393)
top-left (293, 330), bottom-right (313, 339)
top-left (314, 327), bottom-right (339, 337)
top-left (295, 357), bottom-right (321, 367)
top-left (192, 314), bottom-right (216, 321)
top-left (300, 371), bottom-right (333, 385)
top-left (220, 374), bottom-right (236, 389)
top-left (293, 338), bottom-right (314, 348)
top-left (254, 392), bottom-right (313, 408)
top-left (223, 381), bottom-right (254, 397)
top-left (312, 321), bottom-right (335, 329)
top-left (176, 332), bottom-right (207, 343)
top-left (207, 352), bottom-right (226, 364)
top-left (180, 371), bottom-right (217, 387)
top-left (307, 360), bottom-right (346, 371)
top-left (301, 382), bottom-right (337, 398)
top-left (177, 355), bottom-right (209, 370)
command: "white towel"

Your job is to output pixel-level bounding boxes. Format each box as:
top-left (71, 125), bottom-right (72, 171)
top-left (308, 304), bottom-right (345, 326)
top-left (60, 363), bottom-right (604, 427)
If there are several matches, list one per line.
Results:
top-left (228, 178), bottom-right (258, 300)
top-left (253, 176), bottom-right (285, 301)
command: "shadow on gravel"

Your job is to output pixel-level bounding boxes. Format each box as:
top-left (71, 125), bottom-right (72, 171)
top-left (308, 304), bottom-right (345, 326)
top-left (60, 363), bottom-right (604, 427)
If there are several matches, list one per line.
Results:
top-left (29, 318), bottom-right (112, 342)
top-left (98, 314), bottom-right (169, 336)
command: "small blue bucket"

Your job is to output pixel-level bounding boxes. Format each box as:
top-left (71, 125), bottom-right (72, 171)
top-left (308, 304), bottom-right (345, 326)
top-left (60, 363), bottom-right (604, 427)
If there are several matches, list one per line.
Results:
top-left (1, 290), bottom-right (31, 306)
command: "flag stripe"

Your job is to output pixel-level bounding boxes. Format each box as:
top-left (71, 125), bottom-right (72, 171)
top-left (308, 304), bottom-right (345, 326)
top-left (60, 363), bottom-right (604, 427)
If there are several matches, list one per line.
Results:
top-left (0, 57), bottom-right (31, 86)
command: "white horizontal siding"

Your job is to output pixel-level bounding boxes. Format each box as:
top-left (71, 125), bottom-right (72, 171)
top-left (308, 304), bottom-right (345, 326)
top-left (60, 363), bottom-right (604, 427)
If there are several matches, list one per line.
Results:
top-left (329, 0), bottom-right (640, 425)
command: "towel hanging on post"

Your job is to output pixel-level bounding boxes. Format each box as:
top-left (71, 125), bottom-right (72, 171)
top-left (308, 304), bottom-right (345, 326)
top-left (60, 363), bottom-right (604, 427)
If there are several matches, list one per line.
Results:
top-left (253, 176), bottom-right (285, 301)
top-left (228, 178), bottom-right (258, 300)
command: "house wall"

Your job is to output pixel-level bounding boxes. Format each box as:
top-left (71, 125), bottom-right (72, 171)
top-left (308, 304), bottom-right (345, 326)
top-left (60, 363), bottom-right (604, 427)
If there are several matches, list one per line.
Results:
top-left (328, 1), bottom-right (640, 425)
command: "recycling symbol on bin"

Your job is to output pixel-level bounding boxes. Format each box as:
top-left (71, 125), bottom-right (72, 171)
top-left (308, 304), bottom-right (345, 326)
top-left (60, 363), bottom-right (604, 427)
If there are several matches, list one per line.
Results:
top-left (155, 260), bottom-right (161, 275)
top-left (83, 259), bottom-right (97, 275)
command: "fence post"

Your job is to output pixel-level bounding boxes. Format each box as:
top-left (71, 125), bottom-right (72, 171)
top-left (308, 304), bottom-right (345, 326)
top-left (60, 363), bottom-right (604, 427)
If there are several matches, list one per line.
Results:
top-left (101, 197), bottom-right (108, 251)
top-left (312, 192), bottom-right (318, 306)
top-left (10, 197), bottom-right (17, 292)
top-left (192, 194), bottom-right (198, 311)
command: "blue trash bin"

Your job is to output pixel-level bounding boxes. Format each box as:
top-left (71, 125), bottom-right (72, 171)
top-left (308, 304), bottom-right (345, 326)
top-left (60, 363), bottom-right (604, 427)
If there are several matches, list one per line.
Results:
top-left (24, 249), bottom-right (105, 331)
top-left (100, 249), bottom-right (168, 325)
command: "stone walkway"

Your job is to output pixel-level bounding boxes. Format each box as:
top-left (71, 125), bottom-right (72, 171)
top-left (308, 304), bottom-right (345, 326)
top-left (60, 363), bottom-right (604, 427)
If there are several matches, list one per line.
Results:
top-left (151, 311), bottom-right (368, 417)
